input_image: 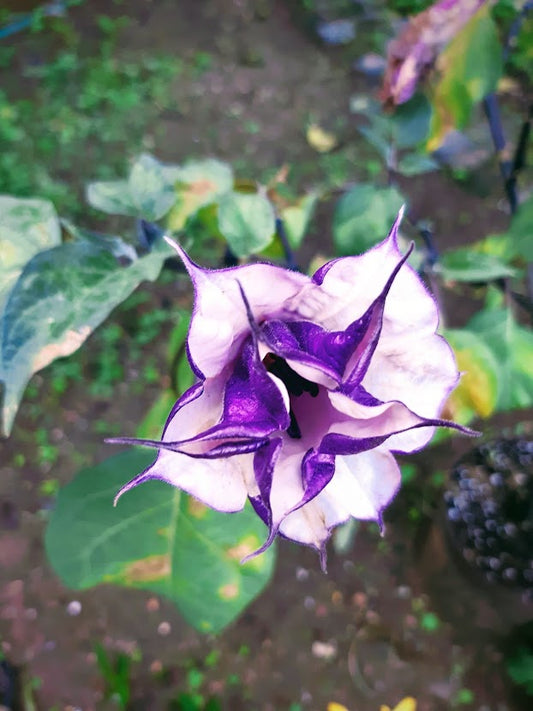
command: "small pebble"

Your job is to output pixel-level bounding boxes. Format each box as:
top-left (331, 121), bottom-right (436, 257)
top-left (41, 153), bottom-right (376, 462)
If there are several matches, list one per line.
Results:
top-left (150, 659), bottom-right (163, 674)
top-left (352, 592), bottom-right (367, 608)
top-left (331, 590), bottom-right (343, 606)
top-left (311, 640), bottom-right (337, 660)
top-left (304, 596), bottom-right (316, 610)
top-left (157, 621), bottom-right (171, 636)
top-left (146, 597), bottom-right (160, 612)
top-left (296, 567), bottom-right (309, 582)
top-left (66, 600), bottom-right (82, 616)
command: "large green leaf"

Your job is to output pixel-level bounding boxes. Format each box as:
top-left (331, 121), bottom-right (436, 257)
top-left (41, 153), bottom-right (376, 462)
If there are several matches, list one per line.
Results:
top-left (396, 152), bottom-right (439, 176)
top-left (87, 154), bottom-right (177, 220)
top-left (333, 184), bottom-right (404, 255)
top-left (468, 195), bottom-right (533, 268)
top-left (504, 194), bottom-right (533, 262)
top-left (439, 246), bottom-right (517, 282)
top-left (0, 195), bottom-right (61, 315)
top-left (281, 192), bottom-right (318, 249)
top-left (427, 5), bottom-right (502, 151)
top-left (217, 192), bottom-right (276, 257)
top-left (165, 158), bottom-right (234, 233)
top-left (45, 449), bottom-right (276, 633)
top-left (391, 93), bottom-right (433, 149)
top-left (444, 328), bottom-right (500, 423)
top-left (0, 238), bottom-right (170, 436)
top-left (467, 307), bottom-right (533, 411)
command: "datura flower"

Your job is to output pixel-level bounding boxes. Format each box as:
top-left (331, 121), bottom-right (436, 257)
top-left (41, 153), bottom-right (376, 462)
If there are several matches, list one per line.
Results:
top-left (111, 209), bottom-right (468, 567)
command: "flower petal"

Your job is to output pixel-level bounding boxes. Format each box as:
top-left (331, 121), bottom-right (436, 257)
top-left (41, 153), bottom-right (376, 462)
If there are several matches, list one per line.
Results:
top-left (173, 336), bottom-right (290, 451)
top-left (321, 448), bottom-right (402, 523)
top-left (115, 449), bottom-right (250, 512)
top-left (326, 388), bottom-right (465, 454)
top-left (168, 239), bottom-right (309, 378)
top-left (294, 210), bottom-right (459, 431)
top-left (112, 337), bottom-right (290, 457)
top-left (245, 437), bottom-right (284, 558)
top-left (362, 333), bottom-right (459, 450)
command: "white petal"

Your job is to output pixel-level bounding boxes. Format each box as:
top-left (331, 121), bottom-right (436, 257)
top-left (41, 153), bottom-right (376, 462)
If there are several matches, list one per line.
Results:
top-left (163, 375), bottom-right (226, 443)
top-left (328, 390), bottom-right (429, 439)
top-left (149, 449), bottom-right (250, 512)
top-left (267, 444), bottom-right (347, 549)
top-left (278, 496), bottom-right (348, 548)
top-left (321, 448), bottom-right (401, 521)
top-left (173, 244), bottom-right (309, 377)
top-left (362, 333), bottom-right (459, 450)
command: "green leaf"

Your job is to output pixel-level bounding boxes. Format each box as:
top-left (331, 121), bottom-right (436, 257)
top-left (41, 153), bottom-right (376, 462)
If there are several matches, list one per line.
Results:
top-left (0, 239), bottom-right (170, 436)
top-left (86, 179), bottom-right (137, 217)
top-left (506, 647), bottom-right (533, 694)
top-left (0, 195), bottom-right (61, 316)
top-left (333, 184), bottom-right (405, 255)
top-left (281, 192), bottom-right (318, 249)
top-left (505, 194), bottom-right (533, 262)
top-left (45, 450), bottom-right (276, 633)
top-left (165, 159), bottom-right (234, 232)
top-left (467, 308), bottom-right (533, 411)
top-left (468, 195), bottom-right (533, 267)
top-left (444, 328), bottom-right (500, 422)
top-left (127, 154), bottom-right (177, 220)
top-left (87, 154), bottom-right (176, 220)
top-left (439, 247), bottom-right (517, 282)
top-left (397, 152), bottom-right (439, 176)
top-left (391, 93), bottom-right (433, 149)
top-left (427, 5), bottom-right (503, 151)
top-left (355, 94), bottom-right (432, 160)
top-left (217, 192), bottom-right (276, 257)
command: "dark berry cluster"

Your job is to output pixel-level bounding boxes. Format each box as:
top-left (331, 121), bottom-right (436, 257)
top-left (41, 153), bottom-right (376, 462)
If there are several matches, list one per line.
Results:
top-left (445, 439), bottom-right (533, 600)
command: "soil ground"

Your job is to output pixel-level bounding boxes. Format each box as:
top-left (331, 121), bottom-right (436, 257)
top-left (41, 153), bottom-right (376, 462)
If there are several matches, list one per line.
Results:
top-left (0, 1), bottom-right (531, 710)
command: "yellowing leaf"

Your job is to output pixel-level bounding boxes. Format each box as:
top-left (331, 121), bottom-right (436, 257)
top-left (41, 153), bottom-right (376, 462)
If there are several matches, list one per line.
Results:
top-left (453, 349), bottom-right (497, 418)
top-left (444, 329), bottom-right (500, 423)
top-left (381, 698), bottom-right (417, 711)
top-left (327, 703), bottom-right (350, 711)
top-left (427, 4), bottom-right (502, 151)
top-left (307, 123), bottom-right (338, 153)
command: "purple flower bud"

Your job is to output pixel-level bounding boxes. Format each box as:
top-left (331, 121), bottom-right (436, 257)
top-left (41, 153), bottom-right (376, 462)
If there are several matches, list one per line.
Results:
top-left (111, 209), bottom-right (470, 567)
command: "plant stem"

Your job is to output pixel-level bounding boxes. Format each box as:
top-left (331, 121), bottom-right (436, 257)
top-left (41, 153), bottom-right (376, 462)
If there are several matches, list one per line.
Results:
top-left (275, 216), bottom-right (298, 271)
top-left (483, 94), bottom-right (518, 215)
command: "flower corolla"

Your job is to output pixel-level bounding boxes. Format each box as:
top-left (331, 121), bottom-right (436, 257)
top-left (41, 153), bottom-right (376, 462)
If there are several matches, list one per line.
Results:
top-left (113, 210), bottom-right (466, 567)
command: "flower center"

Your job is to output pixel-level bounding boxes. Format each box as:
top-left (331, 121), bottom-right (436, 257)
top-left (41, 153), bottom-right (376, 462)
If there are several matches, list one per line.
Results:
top-left (262, 352), bottom-right (319, 440)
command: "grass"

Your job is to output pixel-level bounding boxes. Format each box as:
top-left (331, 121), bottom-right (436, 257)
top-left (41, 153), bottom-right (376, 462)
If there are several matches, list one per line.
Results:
top-left (0, 9), bottom-right (182, 216)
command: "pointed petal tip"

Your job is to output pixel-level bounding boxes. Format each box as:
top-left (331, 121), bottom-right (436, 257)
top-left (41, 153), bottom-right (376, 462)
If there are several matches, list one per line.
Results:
top-left (113, 479), bottom-right (135, 507)
top-left (163, 234), bottom-right (179, 250)
top-left (241, 523), bottom-right (279, 565)
top-left (163, 235), bottom-right (194, 270)
top-left (387, 204), bottom-right (406, 247)
top-left (105, 435), bottom-right (165, 450)
top-left (398, 203), bottom-right (406, 223)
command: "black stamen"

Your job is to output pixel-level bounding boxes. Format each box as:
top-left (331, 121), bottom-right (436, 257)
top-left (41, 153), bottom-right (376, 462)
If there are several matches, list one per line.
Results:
top-left (287, 409), bottom-right (302, 439)
top-left (263, 353), bottom-right (318, 398)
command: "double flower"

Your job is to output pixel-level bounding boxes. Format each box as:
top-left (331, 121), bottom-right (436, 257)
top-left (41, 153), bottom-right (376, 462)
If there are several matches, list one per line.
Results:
top-left (111, 210), bottom-right (468, 566)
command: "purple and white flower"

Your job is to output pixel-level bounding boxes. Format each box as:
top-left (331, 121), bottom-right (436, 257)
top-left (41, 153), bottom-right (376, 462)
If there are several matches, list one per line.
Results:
top-left (112, 209), bottom-right (467, 566)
